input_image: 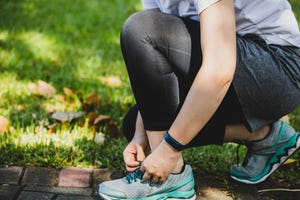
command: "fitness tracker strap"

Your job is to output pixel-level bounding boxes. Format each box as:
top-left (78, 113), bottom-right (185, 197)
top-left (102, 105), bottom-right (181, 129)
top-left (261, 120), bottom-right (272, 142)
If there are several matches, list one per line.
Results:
top-left (163, 131), bottom-right (186, 151)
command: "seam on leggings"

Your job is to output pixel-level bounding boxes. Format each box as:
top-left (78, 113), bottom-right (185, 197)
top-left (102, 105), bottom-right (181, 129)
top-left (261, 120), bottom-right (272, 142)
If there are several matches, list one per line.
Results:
top-left (143, 33), bottom-right (191, 56)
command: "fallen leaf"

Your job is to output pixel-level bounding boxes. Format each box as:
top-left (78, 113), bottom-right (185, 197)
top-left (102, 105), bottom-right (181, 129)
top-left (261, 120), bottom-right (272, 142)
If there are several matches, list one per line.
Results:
top-left (108, 121), bottom-right (120, 138)
top-left (86, 112), bottom-right (99, 125)
top-left (51, 111), bottom-right (85, 122)
top-left (94, 115), bottom-right (111, 126)
top-left (47, 123), bottom-right (58, 134)
top-left (93, 115), bottom-right (120, 137)
top-left (55, 95), bottom-right (66, 103)
top-left (29, 80), bottom-right (56, 97)
top-left (82, 93), bottom-right (103, 112)
top-left (283, 158), bottom-right (298, 165)
top-left (99, 76), bottom-right (122, 87)
top-left (0, 116), bottom-right (9, 133)
top-left (63, 87), bottom-right (74, 97)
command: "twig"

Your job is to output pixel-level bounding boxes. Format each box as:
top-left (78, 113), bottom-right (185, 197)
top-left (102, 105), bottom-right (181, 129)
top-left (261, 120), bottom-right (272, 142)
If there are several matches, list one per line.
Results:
top-left (258, 188), bottom-right (300, 193)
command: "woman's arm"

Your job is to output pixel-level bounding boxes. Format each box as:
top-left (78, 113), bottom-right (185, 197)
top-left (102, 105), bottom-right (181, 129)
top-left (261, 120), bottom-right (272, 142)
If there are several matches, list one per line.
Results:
top-left (168, 0), bottom-right (236, 145)
top-left (123, 111), bottom-right (149, 171)
top-left (141, 0), bottom-right (236, 182)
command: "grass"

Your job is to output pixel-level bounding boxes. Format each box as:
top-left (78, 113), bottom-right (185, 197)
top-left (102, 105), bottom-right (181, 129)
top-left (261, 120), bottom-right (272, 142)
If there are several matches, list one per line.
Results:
top-left (0, 0), bottom-right (299, 184)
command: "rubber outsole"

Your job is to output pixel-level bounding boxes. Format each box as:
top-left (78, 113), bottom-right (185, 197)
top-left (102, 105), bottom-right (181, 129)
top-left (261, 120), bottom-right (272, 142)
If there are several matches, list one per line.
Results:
top-left (231, 134), bottom-right (300, 184)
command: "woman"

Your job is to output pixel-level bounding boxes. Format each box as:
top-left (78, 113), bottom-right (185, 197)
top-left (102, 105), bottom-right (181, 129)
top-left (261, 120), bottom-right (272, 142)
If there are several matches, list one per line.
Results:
top-left (98, 0), bottom-right (300, 199)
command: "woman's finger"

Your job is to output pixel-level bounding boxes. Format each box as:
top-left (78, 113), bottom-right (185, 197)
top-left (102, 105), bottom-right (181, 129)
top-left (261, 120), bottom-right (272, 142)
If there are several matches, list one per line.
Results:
top-left (136, 145), bottom-right (146, 162)
top-left (159, 176), bottom-right (167, 184)
top-left (151, 176), bottom-right (161, 184)
top-left (142, 170), bottom-right (152, 181)
top-left (126, 160), bottom-right (140, 167)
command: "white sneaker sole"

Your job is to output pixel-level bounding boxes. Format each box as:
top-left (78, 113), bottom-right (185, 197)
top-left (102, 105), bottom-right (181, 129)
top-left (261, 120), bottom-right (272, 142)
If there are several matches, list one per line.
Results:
top-left (99, 192), bottom-right (197, 200)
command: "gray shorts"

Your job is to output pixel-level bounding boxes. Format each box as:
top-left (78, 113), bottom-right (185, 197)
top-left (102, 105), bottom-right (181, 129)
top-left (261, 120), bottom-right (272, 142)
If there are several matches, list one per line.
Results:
top-left (234, 34), bottom-right (300, 131)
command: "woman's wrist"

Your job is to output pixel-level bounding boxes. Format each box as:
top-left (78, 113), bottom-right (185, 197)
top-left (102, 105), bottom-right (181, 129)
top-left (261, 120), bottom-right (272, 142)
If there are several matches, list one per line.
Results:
top-left (161, 138), bottom-right (182, 154)
top-left (163, 131), bottom-right (186, 151)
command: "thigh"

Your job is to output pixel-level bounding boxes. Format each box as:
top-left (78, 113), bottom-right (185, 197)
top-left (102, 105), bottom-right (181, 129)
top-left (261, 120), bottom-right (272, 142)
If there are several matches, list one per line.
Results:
top-left (234, 35), bottom-right (300, 131)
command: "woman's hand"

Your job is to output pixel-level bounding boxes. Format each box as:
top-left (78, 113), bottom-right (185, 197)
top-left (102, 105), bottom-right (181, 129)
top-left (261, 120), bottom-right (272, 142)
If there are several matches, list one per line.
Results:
top-left (123, 134), bottom-right (148, 172)
top-left (141, 140), bottom-right (183, 184)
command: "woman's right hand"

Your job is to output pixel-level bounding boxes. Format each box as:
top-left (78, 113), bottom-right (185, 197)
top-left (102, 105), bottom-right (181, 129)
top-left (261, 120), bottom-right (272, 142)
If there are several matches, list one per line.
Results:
top-left (123, 134), bottom-right (148, 172)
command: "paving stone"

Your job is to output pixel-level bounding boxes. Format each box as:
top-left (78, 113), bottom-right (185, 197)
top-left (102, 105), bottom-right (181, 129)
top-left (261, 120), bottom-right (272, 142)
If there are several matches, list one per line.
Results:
top-left (56, 195), bottom-right (98, 200)
top-left (24, 186), bottom-right (93, 196)
top-left (0, 185), bottom-right (21, 200)
top-left (0, 166), bottom-right (23, 185)
top-left (58, 167), bottom-right (92, 187)
top-left (17, 191), bottom-right (54, 200)
top-left (22, 167), bottom-right (58, 186)
top-left (92, 169), bottom-right (124, 188)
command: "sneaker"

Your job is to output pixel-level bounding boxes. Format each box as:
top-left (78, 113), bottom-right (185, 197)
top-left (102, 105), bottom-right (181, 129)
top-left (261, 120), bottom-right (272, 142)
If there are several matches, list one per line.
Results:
top-left (97, 164), bottom-right (196, 200)
top-left (230, 120), bottom-right (300, 184)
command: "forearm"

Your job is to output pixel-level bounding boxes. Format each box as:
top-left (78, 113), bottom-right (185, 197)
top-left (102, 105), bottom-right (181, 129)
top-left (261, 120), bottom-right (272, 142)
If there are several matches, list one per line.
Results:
top-left (169, 66), bottom-right (232, 145)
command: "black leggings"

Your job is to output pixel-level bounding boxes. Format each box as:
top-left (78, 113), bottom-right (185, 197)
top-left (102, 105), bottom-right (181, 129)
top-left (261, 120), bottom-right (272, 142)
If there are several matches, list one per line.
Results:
top-left (120, 10), bottom-right (247, 146)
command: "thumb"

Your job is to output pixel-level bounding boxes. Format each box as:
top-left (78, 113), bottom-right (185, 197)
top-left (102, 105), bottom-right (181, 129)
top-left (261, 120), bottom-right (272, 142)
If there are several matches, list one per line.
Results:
top-left (136, 145), bottom-right (146, 162)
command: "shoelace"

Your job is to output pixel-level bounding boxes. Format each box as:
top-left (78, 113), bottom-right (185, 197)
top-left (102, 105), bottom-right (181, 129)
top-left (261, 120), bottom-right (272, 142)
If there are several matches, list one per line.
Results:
top-left (125, 167), bottom-right (144, 183)
top-left (124, 165), bottom-right (160, 187)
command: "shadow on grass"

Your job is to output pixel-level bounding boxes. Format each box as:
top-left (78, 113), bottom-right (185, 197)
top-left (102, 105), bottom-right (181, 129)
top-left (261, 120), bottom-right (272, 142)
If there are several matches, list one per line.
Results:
top-left (0, 0), bottom-right (141, 126)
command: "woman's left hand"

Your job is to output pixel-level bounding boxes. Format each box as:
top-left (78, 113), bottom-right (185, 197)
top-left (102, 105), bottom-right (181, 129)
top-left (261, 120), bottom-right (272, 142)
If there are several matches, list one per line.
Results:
top-left (141, 140), bottom-right (183, 184)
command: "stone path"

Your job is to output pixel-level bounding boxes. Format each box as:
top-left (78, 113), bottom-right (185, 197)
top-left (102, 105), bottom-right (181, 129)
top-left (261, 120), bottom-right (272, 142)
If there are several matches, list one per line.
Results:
top-left (0, 166), bottom-right (299, 200)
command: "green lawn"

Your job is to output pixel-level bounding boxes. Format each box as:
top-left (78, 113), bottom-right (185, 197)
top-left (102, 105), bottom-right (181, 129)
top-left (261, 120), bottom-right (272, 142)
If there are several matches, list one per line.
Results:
top-left (0, 0), bottom-right (299, 183)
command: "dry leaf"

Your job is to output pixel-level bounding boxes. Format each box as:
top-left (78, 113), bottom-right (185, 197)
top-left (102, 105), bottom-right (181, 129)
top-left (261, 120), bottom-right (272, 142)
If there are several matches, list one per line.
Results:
top-left (63, 87), bottom-right (74, 97)
top-left (29, 80), bottom-right (56, 97)
top-left (0, 116), bottom-right (9, 133)
top-left (99, 76), bottom-right (122, 87)
top-left (94, 115), bottom-right (111, 126)
top-left (51, 111), bottom-right (85, 122)
top-left (55, 95), bottom-right (66, 103)
top-left (283, 158), bottom-right (298, 165)
top-left (108, 121), bottom-right (120, 138)
top-left (47, 123), bottom-right (58, 134)
top-left (82, 93), bottom-right (103, 112)
top-left (86, 112), bottom-right (99, 125)
top-left (93, 115), bottom-right (120, 137)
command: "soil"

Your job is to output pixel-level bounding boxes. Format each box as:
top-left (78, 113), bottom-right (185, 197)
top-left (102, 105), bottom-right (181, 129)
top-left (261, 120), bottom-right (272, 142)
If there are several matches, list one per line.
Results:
top-left (194, 173), bottom-right (300, 200)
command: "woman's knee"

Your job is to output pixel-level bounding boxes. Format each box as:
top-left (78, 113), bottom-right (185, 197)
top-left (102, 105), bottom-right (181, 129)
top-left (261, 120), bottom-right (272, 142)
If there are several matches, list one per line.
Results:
top-left (121, 10), bottom-right (158, 44)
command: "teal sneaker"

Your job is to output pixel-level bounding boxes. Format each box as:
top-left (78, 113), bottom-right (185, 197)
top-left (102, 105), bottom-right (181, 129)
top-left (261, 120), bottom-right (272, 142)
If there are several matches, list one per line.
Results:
top-left (97, 164), bottom-right (196, 200)
top-left (230, 120), bottom-right (300, 184)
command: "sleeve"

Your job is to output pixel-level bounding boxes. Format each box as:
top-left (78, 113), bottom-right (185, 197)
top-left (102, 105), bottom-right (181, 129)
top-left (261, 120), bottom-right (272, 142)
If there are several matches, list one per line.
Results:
top-left (141, 0), bottom-right (159, 10)
top-left (193, 0), bottom-right (221, 14)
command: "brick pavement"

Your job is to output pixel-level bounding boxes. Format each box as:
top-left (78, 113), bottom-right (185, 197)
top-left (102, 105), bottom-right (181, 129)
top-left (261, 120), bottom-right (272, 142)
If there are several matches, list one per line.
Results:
top-left (0, 166), bottom-right (114, 200)
top-left (0, 166), bottom-right (299, 200)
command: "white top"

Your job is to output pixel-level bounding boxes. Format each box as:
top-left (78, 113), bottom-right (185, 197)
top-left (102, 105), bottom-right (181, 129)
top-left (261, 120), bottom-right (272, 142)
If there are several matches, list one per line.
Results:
top-left (141, 0), bottom-right (300, 47)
